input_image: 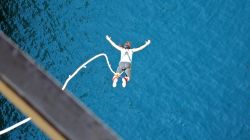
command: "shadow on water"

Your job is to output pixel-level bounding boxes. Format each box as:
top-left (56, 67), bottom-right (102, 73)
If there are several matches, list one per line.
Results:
top-left (0, 0), bottom-right (18, 37)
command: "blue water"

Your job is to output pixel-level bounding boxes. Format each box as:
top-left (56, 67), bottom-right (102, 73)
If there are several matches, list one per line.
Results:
top-left (1, 0), bottom-right (250, 139)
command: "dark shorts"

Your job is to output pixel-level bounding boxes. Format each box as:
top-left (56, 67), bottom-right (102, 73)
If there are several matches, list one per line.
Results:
top-left (116, 62), bottom-right (131, 78)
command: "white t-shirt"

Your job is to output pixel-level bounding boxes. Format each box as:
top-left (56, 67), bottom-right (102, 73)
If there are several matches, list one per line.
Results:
top-left (107, 38), bottom-right (150, 63)
top-left (120, 48), bottom-right (133, 63)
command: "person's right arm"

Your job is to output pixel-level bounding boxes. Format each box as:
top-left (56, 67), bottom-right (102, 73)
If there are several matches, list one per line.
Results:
top-left (106, 35), bottom-right (123, 51)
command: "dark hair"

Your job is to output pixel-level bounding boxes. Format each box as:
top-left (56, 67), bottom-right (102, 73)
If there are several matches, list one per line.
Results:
top-left (124, 41), bottom-right (131, 49)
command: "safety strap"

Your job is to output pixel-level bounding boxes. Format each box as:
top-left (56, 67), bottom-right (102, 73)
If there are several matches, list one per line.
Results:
top-left (123, 51), bottom-right (132, 62)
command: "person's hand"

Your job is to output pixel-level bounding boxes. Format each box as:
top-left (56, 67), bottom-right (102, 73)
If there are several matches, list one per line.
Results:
top-left (145, 40), bottom-right (151, 45)
top-left (106, 35), bottom-right (111, 41)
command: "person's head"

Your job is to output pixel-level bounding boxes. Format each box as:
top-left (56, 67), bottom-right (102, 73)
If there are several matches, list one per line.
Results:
top-left (123, 41), bottom-right (131, 49)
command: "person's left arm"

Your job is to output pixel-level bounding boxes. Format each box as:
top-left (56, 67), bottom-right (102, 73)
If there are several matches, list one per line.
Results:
top-left (131, 40), bottom-right (151, 52)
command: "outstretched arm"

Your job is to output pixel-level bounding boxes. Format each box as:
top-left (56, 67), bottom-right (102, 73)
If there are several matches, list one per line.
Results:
top-left (106, 35), bottom-right (123, 51)
top-left (132, 40), bottom-right (151, 52)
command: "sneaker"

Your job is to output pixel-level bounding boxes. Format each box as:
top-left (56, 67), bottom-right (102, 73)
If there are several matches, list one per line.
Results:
top-left (112, 78), bottom-right (118, 88)
top-left (122, 78), bottom-right (127, 88)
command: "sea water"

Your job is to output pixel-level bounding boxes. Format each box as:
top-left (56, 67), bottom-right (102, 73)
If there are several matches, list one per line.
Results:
top-left (0, 0), bottom-right (250, 139)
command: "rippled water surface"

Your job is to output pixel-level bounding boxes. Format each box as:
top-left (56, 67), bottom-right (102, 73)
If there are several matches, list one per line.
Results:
top-left (1, 0), bottom-right (250, 140)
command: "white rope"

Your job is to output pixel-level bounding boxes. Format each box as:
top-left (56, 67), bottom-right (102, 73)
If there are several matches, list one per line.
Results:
top-left (0, 118), bottom-right (31, 135)
top-left (62, 53), bottom-right (115, 90)
top-left (0, 53), bottom-right (116, 135)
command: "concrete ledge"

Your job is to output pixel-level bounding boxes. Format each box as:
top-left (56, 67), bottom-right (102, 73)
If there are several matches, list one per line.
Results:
top-left (0, 32), bottom-right (119, 140)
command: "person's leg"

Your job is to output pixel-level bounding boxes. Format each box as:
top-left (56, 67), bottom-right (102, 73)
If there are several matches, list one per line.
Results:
top-left (124, 68), bottom-right (131, 81)
top-left (112, 62), bottom-right (123, 87)
top-left (122, 63), bottom-right (131, 87)
top-left (114, 62), bottom-right (124, 79)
